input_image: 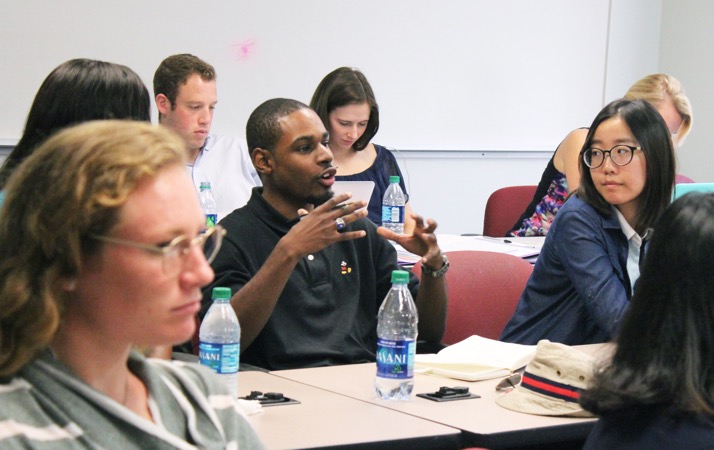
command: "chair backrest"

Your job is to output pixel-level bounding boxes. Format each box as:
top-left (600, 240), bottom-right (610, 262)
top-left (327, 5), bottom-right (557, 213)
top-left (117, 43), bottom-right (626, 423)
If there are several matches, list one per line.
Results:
top-left (483, 185), bottom-right (537, 237)
top-left (413, 251), bottom-right (533, 344)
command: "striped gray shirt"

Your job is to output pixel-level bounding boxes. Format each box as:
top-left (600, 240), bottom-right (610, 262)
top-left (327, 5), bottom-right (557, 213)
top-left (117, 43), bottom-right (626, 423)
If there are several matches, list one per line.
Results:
top-left (0, 351), bottom-right (264, 449)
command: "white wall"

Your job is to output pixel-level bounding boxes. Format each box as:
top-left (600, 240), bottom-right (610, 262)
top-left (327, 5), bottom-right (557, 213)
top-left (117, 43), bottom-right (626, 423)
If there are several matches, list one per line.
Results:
top-left (0, 0), bottom-right (673, 235)
top-left (401, 0), bottom-right (663, 234)
top-left (0, 0), bottom-right (611, 151)
top-left (397, 150), bottom-right (550, 235)
top-left (659, 0), bottom-right (714, 183)
top-left (604, 0), bottom-right (663, 100)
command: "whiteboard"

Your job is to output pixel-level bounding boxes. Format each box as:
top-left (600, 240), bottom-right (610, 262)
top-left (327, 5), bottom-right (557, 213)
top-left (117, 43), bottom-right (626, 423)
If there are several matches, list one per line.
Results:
top-left (0, 0), bottom-right (611, 151)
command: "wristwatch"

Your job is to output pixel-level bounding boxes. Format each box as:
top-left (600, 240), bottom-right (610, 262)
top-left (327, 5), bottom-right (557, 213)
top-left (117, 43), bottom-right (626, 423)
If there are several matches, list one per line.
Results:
top-left (421, 253), bottom-right (450, 278)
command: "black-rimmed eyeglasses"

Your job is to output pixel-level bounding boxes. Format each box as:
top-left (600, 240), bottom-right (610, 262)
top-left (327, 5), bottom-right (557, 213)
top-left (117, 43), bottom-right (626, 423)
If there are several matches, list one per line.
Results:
top-left (582, 145), bottom-right (642, 169)
top-left (91, 225), bottom-right (226, 276)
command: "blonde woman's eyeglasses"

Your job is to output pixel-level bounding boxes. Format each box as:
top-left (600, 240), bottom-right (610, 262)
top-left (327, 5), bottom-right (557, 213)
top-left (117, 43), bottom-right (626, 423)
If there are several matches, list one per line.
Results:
top-left (91, 225), bottom-right (226, 276)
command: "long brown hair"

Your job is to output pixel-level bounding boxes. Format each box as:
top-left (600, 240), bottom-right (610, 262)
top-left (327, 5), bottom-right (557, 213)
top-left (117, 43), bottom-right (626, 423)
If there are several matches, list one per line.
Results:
top-left (0, 121), bottom-right (186, 376)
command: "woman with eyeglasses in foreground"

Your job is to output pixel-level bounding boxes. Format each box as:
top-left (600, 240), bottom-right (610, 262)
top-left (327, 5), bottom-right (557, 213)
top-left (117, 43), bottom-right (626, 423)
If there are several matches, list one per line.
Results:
top-left (580, 192), bottom-right (714, 448)
top-left (500, 98), bottom-right (675, 345)
top-left (0, 121), bottom-right (264, 449)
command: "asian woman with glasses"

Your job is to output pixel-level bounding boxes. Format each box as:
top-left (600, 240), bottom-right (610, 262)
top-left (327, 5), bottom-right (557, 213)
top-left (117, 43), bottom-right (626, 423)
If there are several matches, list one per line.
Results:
top-left (500, 98), bottom-right (675, 346)
top-left (509, 73), bottom-right (692, 237)
top-left (0, 121), bottom-right (264, 449)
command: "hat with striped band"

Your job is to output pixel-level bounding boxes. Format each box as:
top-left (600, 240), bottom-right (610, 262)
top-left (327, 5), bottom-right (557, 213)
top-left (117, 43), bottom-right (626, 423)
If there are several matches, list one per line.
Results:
top-left (495, 340), bottom-right (596, 417)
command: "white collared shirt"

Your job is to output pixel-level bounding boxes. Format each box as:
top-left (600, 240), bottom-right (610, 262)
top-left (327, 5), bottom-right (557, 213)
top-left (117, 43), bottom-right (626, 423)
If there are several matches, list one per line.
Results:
top-left (613, 206), bottom-right (643, 292)
top-left (186, 134), bottom-right (261, 221)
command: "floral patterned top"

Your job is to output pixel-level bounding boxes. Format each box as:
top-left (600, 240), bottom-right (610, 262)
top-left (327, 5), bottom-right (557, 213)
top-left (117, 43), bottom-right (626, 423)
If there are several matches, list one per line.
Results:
top-left (509, 158), bottom-right (569, 237)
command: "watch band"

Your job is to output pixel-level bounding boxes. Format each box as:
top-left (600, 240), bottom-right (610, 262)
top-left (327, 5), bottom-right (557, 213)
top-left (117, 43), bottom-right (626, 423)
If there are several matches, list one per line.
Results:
top-left (421, 253), bottom-right (450, 278)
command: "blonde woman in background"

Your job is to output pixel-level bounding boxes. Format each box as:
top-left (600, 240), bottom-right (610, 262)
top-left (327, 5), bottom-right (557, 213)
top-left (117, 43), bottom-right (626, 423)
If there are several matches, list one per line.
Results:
top-left (509, 73), bottom-right (692, 237)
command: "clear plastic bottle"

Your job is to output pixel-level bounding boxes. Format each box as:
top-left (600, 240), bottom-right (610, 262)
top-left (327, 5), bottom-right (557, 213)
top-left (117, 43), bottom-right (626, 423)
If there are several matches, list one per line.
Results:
top-left (375, 270), bottom-right (418, 400)
top-left (381, 175), bottom-right (406, 234)
top-left (199, 287), bottom-right (241, 397)
top-left (199, 181), bottom-right (218, 228)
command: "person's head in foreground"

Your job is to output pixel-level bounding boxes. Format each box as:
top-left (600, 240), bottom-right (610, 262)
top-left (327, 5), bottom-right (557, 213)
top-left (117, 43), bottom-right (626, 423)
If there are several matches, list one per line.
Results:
top-left (577, 98), bottom-right (676, 235)
top-left (580, 192), bottom-right (714, 447)
top-left (0, 58), bottom-right (151, 189)
top-left (0, 120), bottom-right (262, 448)
top-left (0, 120), bottom-right (210, 371)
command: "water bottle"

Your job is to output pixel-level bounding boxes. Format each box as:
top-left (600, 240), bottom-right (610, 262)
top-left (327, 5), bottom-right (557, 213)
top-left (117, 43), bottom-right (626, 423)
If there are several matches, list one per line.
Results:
top-left (382, 175), bottom-right (406, 234)
top-left (199, 287), bottom-right (241, 397)
top-left (375, 270), bottom-right (418, 400)
top-left (199, 181), bottom-right (218, 228)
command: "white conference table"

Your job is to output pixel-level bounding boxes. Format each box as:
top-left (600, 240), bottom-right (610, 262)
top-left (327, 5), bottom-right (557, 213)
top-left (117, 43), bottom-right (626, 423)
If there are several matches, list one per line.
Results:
top-left (239, 371), bottom-right (461, 450)
top-left (396, 235), bottom-right (546, 265)
top-left (270, 344), bottom-right (613, 449)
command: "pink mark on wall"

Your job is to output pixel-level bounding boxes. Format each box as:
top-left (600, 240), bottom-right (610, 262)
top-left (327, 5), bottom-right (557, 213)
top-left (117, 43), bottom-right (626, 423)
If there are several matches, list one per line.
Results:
top-left (231, 40), bottom-right (256, 61)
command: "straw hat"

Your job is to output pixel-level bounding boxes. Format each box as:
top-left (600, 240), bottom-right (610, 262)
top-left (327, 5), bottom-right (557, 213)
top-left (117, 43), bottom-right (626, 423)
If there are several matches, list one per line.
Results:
top-left (495, 340), bottom-right (596, 417)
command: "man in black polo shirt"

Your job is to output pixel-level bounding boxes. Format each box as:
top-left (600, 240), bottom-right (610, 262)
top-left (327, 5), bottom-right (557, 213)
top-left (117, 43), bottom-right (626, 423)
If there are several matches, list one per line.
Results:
top-left (202, 98), bottom-right (448, 370)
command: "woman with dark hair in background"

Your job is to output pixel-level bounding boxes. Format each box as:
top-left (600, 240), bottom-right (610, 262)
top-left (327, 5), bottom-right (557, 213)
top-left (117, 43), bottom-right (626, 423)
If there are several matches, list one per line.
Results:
top-left (0, 58), bottom-right (151, 190)
top-left (581, 192), bottom-right (714, 448)
top-left (501, 98), bottom-right (675, 345)
top-left (310, 67), bottom-right (416, 233)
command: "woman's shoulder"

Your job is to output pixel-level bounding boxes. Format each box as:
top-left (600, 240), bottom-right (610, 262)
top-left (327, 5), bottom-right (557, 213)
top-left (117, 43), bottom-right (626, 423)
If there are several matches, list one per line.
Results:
top-left (557, 194), bottom-right (594, 215)
top-left (555, 128), bottom-right (589, 155)
top-left (147, 357), bottom-right (225, 393)
top-left (373, 143), bottom-right (395, 159)
top-left (553, 128), bottom-right (589, 172)
top-left (372, 144), bottom-right (403, 175)
top-left (337, 143), bottom-right (394, 180)
top-left (0, 375), bottom-right (34, 409)
top-left (550, 195), bottom-right (608, 234)
top-left (0, 375), bottom-right (74, 448)
top-left (586, 407), bottom-right (714, 449)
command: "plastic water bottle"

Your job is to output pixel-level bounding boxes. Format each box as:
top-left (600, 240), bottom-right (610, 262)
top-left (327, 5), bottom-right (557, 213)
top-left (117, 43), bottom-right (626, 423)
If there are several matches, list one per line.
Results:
top-left (199, 181), bottom-right (218, 228)
top-left (375, 270), bottom-right (418, 400)
top-left (199, 287), bottom-right (241, 397)
top-left (382, 175), bottom-right (406, 234)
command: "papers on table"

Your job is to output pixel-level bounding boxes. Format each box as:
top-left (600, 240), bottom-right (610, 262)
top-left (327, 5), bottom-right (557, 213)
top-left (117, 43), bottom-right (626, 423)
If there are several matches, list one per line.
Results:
top-left (395, 234), bottom-right (545, 266)
top-left (415, 335), bottom-right (537, 382)
top-left (437, 235), bottom-right (543, 258)
top-left (394, 244), bottom-right (424, 265)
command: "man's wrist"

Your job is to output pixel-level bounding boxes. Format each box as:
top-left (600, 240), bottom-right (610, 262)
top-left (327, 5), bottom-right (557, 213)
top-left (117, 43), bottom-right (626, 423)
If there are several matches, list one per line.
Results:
top-left (421, 253), bottom-right (449, 278)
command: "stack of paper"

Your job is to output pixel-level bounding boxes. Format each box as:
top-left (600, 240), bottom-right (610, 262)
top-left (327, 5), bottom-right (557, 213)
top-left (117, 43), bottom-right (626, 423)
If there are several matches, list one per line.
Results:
top-left (393, 242), bottom-right (422, 265)
top-left (415, 335), bottom-right (537, 381)
top-left (437, 235), bottom-right (543, 259)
